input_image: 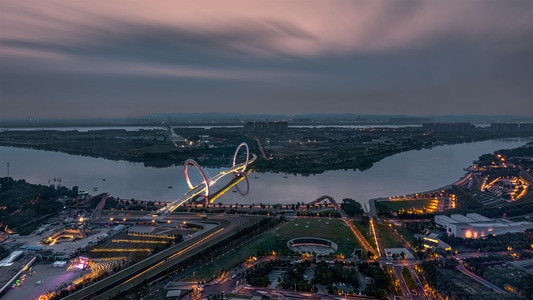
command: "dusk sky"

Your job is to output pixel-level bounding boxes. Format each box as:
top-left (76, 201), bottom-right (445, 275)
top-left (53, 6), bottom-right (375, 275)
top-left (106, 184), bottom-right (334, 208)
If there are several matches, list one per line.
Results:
top-left (1, 0), bottom-right (532, 120)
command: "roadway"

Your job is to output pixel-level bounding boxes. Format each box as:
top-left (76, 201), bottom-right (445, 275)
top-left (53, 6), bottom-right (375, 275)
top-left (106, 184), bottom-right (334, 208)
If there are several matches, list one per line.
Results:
top-left (393, 265), bottom-right (410, 298)
top-left (405, 264), bottom-right (427, 300)
top-left (456, 260), bottom-right (508, 294)
top-left (91, 192), bottom-right (110, 219)
top-left (63, 215), bottom-right (256, 300)
top-left (62, 225), bottom-right (223, 300)
top-left (389, 262), bottom-right (429, 300)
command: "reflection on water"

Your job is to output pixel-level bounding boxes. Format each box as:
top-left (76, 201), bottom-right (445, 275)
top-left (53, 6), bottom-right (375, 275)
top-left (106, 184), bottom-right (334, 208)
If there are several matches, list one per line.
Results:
top-left (0, 137), bottom-right (531, 206)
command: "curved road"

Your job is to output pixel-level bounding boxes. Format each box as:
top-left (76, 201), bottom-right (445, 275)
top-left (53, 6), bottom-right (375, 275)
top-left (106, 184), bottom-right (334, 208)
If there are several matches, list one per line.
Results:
top-left (456, 261), bottom-right (508, 294)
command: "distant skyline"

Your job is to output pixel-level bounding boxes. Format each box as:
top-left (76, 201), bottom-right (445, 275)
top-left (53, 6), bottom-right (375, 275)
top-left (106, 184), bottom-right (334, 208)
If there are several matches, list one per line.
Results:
top-left (1, 0), bottom-right (532, 120)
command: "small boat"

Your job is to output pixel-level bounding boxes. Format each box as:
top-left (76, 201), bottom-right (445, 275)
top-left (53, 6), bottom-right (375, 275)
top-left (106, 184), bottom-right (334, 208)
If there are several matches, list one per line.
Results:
top-left (168, 186), bottom-right (173, 189)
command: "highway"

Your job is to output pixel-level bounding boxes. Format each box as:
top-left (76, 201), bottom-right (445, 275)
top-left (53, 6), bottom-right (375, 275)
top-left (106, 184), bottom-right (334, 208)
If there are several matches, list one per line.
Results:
top-left (95, 228), bottom-right (225, 300)
top-left (63, 214), bottom-right (261, 300)
top-left (62, 224), bottom-right (223, 300)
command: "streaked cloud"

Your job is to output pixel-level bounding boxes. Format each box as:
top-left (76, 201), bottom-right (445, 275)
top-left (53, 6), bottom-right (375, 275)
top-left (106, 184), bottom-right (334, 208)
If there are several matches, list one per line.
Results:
top-left (1, 0), bottom-right (531, 119)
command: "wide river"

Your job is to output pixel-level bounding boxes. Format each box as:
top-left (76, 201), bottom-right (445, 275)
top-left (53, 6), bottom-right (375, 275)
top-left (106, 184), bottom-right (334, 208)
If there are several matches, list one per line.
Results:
top-left (0, 137), bottom-right (531, 208)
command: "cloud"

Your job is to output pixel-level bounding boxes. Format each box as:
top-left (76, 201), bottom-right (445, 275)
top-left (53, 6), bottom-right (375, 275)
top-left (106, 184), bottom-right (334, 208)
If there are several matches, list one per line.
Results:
top-left (3, 0), bottom-right (531, 58)
top-left (0, 0), bottom-right (531, 118)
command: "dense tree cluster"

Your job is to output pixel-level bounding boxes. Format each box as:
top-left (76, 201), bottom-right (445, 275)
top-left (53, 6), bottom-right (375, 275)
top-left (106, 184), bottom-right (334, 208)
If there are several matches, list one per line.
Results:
top-left (464, 256), bottom-right (533, 299)
top-left (1, 126), bottom-right (523, 175)
top-left (312, 261), bottom-right (359, 288)
top-left (0, 177), bottom-right (78, 235)
top-left (441, 230), bottom-right (533, 252)
top-left (340, 198), bottom-right (364, 217)
top-left (465, 230), bottom-right (533, 252)
top-left (246, 260), bottom-right (362, 295)
top-left (419, 260), bottom-right (519, 300)
top-left (463, 255), bottom-right (511, 267)
top-left (278, 260), bottom-right (314, 291)
top-left (104, 197), bottom-right (160, 211)
top-left (297, 210), bottom-right (341, 218)
top-left (397, 212), bottom-right (435, 220)
top-left (245, 261), bottom-right (274, 287)
top-left (475, 143), bottom-right (533, 169)
top-left (358, 262), bottom-right (393, 299)
top-left (245, 260), bottom-right (291, 287)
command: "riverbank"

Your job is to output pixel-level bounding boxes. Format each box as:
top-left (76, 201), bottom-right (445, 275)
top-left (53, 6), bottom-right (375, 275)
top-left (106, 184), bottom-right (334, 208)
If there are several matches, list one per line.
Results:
top-left (1, 137), bottom-right (532, 206)
top-left (369, 143), bottom-right (533, 219)
top-left (1, 126), bottom-right (529, 175)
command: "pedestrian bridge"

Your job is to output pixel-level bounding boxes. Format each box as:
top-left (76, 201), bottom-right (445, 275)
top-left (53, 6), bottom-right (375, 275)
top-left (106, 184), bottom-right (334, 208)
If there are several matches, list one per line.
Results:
top-left (156, 142), bottom-right (256, 217)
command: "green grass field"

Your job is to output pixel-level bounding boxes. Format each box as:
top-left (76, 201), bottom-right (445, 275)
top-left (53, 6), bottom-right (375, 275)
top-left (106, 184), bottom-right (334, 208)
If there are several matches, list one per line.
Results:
top-left (276, 218), bottom-right (362, 255)
top-left (394, 226), bottom-right (418, 245)
top-left (353, 221), bottom-right (374, 248)
top-left (375, 222), bottom-right (404, 248)
top-left (181, 217), bottom-right (362, 281)
top-left (378, 199), bottom-right (433, 212)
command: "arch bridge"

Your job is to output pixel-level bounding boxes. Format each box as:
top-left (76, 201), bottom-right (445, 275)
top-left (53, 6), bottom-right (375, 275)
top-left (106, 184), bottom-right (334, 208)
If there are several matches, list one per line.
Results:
top-left (156, 142), bottom-right (256, 216)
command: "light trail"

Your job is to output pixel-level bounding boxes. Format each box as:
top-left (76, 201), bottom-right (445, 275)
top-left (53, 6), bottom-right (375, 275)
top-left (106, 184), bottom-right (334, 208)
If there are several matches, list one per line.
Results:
top-left (123, 228), bottom-right (224, 284)
top-left (127, 233), bottom-right (175, 239)
top-left (111, 239), bottom-right (170, 244)
top-left (91, 248), bottom-right (153, 252)
top-left (208, 170), bottom-right (250, 203)
top-left (341, 219), bottom-right (376, 256)
top-left (156, 143), bottom-right (256, 216)
top-left (369, 219), bottom-right (382, 257)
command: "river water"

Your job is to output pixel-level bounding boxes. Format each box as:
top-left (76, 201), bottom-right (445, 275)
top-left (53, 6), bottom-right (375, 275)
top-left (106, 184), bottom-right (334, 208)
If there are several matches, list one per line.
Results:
top-left (0, 137), bottom-right (531, 207)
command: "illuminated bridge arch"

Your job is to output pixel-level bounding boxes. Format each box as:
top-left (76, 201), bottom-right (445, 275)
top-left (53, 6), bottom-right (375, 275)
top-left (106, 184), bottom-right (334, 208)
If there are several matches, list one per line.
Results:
top-left (232, 142), bottom-right (250, 175)
top-left (184, 159), bottom-right (210, 199)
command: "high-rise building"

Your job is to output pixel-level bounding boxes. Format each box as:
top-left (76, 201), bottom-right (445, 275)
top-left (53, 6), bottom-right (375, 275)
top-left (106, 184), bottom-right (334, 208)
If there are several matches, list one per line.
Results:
top-left (243, 121), bottom-right (288, 134)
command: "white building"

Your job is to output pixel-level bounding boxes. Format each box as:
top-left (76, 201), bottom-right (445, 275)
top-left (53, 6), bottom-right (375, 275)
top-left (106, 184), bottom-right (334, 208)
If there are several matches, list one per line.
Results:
top-left (435, 213), bottom-right (533, 239)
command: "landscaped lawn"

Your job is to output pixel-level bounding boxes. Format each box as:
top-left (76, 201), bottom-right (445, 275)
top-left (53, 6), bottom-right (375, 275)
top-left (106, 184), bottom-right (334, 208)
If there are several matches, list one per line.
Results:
top-left (181, 217), bottom-right (362, 281)
top-left (379, 199), bottom-right (433, 212)
top-left (276, 218), bottom-right (362, 256)
top-left (376, 223), bottom-right (404, 248)
top-left (394, 226), bottom-right (418, 245)
top-left (353, 221), bottom-right (374, 248)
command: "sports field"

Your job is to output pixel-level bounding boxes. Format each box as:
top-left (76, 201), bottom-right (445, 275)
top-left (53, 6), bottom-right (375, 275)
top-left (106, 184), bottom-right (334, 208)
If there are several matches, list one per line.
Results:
top-left (182, 217), bottom-right (362, 280)
top-left (266, 217), bottom-right (362, 256)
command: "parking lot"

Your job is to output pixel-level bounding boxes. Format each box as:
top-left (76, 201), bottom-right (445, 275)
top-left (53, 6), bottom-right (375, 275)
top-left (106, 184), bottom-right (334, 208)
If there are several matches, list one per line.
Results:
top-left (2, 261), bottom-right (87, 300)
